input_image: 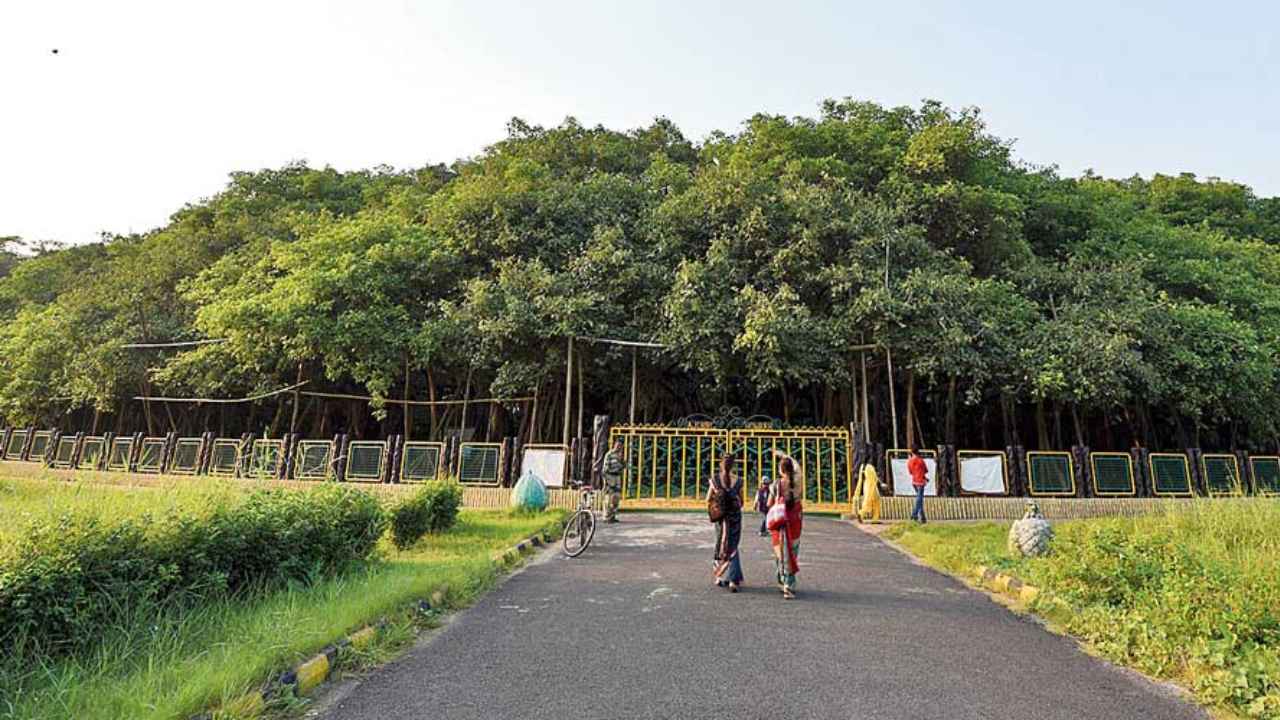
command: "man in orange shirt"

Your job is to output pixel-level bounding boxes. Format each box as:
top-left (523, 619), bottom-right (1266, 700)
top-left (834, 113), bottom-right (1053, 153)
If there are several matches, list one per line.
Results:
top-left (907, 447), bottom-right (928, 524)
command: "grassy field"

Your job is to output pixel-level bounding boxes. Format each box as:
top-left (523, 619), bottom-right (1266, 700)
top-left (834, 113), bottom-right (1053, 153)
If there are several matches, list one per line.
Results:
top-left (885, 501), bottom-right (1280, 719)
top-left (0, 475), bottom-right (565, 720)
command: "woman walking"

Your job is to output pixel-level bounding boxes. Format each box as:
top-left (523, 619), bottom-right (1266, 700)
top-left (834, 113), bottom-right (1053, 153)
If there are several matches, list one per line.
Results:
top-left (768, 449), bottom-right (804, 599)
top-left (707, 453), bottom-right (744, 592)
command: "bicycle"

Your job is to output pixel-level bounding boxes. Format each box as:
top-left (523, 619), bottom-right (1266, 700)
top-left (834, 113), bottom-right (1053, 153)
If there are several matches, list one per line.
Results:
top-left (561, 486), bottom-right (597, 557)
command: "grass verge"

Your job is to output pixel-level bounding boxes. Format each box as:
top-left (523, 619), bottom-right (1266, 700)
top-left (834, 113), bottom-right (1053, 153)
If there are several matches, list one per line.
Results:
top-left (883, 500), bottom-right (1280, 719)
top-left (0, 475), bottom-right (566, 720)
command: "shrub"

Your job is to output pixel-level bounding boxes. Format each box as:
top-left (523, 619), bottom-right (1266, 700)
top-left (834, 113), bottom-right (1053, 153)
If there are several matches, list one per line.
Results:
top-left (0, 484), bottom-right (387, 656)
top-left (390, 481), bottom-right (464, 550)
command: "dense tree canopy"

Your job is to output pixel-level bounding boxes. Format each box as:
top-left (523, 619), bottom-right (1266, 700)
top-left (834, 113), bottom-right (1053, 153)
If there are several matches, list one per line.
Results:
top-left (3, 100), bottom-right (1279, 451)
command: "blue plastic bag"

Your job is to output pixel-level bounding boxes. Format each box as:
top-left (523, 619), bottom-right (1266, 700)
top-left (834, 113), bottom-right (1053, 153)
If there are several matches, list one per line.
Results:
top-left (510, 471), bottom-right (548, 511)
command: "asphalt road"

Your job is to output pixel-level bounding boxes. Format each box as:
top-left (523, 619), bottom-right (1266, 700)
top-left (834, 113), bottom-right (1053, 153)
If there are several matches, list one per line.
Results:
top-left (317, 514), bottom-right (1204, 720)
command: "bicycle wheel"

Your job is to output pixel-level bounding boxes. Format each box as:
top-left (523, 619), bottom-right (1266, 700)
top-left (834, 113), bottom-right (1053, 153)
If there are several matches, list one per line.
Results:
top-left (562, 510), bottom-right (596, 558)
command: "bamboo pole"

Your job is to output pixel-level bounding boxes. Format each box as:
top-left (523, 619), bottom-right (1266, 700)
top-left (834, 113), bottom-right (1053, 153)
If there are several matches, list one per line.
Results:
top-left (629, 348), bottom-right (637, 425)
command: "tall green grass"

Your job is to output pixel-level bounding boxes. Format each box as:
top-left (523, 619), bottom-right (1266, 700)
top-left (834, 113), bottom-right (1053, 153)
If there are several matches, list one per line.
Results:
top-left (0, 476), bottom-right (565, 720)
top-left (888, 500), bottom-right (1280, 719)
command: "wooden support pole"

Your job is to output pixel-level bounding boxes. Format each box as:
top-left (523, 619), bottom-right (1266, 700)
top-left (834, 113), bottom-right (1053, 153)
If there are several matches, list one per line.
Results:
top-left (459, 366), bottom-right (473, 442)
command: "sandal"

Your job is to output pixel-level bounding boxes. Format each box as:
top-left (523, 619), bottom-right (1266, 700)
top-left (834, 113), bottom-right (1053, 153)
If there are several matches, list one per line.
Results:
top-left (782, 588), bottom-right (796, 600)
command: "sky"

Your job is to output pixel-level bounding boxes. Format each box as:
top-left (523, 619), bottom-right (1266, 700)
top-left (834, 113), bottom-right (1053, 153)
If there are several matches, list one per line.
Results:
top-left (2, 0), bottom-right (1277, 246)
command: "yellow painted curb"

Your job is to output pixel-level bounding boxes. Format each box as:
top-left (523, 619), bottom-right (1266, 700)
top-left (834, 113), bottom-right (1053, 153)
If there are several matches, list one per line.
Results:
top-left (294, 653), bottom-right (331, 695)
top-left (970, 564), bottom-right (1042, 606)
top-left (348, 626), bottom-right (377, 650)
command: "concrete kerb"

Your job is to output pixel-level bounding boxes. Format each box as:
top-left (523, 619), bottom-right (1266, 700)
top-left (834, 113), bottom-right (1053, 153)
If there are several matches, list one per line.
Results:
top-left (856, 520), bottom-right (1046, 608)
top-left (973, 564), bottom-right (1042, 605)
top-left (200, 528), bottom-right (555, 719)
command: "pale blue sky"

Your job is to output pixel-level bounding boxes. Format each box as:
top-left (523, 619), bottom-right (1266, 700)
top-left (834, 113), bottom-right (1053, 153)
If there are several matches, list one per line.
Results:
top-left (2, 0), bottom-right (1276, 245)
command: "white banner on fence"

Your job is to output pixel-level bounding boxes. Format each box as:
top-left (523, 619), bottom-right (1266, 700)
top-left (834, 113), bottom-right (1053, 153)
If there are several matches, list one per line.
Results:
top-left (521, 447), bottom-right (568, 488)
top-left (891, 458), bottom-right (937, 496)
top-left (960, 455), bottom-right (1005, 494)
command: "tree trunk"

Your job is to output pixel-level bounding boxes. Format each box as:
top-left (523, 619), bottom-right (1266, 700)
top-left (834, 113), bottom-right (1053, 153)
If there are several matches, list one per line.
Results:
top-left (979, 402), bottom-right (990, 450)
top-left (1172, 410), bottom-right (1189, 448)
top-left (426, 365), bottom-right (439, 439)
top-left (459, 367), bottom-right (473, 442)
top-left (1035, 400), bottom-right (1050, 450)
top-left (1070, 404), bottom-right (1085, 447)
top-left (528, 380), bottom-right (541, 444)
top-left (1052, 401), bottom-right (1064, 449)
top-left (403, 353), bottom-right (412, 441)
top-left (945, 375), bottom-right (958, 445)
top-left (290, 363), bottom-right (304, 435)
top-left (886, 348), bottom-right (899, 449)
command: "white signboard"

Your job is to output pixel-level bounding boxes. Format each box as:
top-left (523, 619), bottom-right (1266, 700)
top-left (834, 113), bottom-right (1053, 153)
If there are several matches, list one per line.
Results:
top-left (960, 455), bottom-right (1006, 495)
top-left (522, 446), bottom-right (568, 488)
top-left (891, 457), bottom-right (937, 496)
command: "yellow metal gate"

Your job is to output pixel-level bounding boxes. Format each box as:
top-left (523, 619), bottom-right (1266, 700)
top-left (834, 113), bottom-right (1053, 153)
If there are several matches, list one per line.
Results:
top-left (608, 424), bottom-right (853, 513)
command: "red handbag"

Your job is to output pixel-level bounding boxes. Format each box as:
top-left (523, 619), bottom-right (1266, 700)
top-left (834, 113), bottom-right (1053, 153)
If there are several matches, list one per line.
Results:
top-left (766, 501), bottom-right (788, 531)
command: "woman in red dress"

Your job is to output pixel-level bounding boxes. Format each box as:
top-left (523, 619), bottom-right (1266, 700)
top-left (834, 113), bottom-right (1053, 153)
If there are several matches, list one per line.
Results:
top-left (768, 450), bottom-right (804, 599)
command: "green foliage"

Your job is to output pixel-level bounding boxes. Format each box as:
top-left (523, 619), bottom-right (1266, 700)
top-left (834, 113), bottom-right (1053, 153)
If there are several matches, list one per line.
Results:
top-left (0, 478), bottom-right (564, 720)
top-left (0, 483), bottom-right (387, 656)
top-left (389, 481), bottom-right (464, 549)
top-left (4, 100), bottom-right (1280, 448)
top-left (893, 502), bottom-right (1280, 718)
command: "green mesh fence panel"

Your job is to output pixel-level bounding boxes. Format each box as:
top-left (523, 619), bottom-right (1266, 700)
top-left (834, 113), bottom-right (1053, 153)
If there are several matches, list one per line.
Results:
top-left (633, 434), bottom-right (719, 501)
top-left (52, 437), bottom-right (76, 467)
top-left (1028, 453), bottom-right (1074, 495)
top-left (1149, 454), bottom-right (1192, 496)
top-left (79, 437), bottom-right (106, 469)
top-left (29, 432), bottom-right (52, 460)
top-left (5, 430), bottom-right (28, 460)
top-left (1090, 454), bottom-right (1135, 495)
top-left (347, 442), bottom-right (385, 481)
top-left (401, 443), bottom-right (442, 482)
top-left (249, 441), bottom-right (283, 478)
top-left (170, 439), bottom-right (202, 474)
top-left (628, 436), bottom-right (683, 499)
top-left (295, 441), bottom-right (332, 480)
top-left (138, 439), bottom-right (166, 473)
top-left (209, 441), bottom-right (240, 476)
top-left (1202, 455), bottom-right (1240, 495)
top-left (108, 438), bottom-right (133, 470)
top-left (1250, 457), bottom-right (1280, 495)
top-left (459, 444), bottom-right (499, 484)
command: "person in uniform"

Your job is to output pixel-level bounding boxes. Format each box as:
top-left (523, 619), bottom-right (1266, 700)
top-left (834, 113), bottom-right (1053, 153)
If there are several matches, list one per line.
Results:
top-left (601, 438), bottom-right (625, 523)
